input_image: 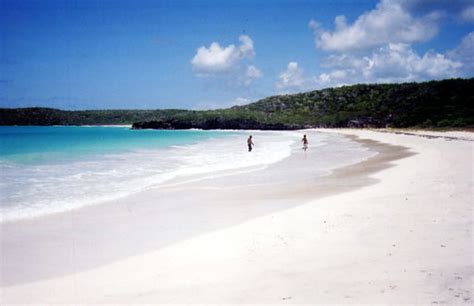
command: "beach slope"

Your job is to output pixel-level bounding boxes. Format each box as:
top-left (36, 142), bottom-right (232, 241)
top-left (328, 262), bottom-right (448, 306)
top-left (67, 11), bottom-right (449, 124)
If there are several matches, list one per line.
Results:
top-left (1, 129), bottom-right (472, 304)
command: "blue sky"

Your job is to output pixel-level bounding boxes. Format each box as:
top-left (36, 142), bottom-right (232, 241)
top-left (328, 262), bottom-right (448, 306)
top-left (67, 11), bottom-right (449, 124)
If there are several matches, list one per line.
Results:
top-left (1, 0), bottom-right (473, 110)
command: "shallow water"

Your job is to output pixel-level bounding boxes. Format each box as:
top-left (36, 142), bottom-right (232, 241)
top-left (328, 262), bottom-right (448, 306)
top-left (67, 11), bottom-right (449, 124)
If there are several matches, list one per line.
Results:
top-left (0, 127), bottom-right (374, 222)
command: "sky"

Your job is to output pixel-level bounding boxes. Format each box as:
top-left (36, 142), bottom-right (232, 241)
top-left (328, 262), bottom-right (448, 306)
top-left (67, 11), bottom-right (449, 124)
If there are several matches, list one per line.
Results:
top-left (1, 0), bottom-right (473, 110)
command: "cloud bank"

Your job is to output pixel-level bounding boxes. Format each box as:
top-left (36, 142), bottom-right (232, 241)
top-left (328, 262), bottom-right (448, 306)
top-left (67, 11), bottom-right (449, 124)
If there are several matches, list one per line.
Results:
top-left (276, 0), bottom-right (474, 92)
top-left (314, 43), bottom-right (463, 88)
top-left (309, 0), bottom-right (439, 52)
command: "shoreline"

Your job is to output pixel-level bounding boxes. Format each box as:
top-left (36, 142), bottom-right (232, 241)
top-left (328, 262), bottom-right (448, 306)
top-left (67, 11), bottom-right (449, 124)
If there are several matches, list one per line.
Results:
top-left (1, 132), bottom-right (405, 284)
top-left (1, 129), bottom-right (472, 304)
top-left (0, 129), bottom-right (293, 223)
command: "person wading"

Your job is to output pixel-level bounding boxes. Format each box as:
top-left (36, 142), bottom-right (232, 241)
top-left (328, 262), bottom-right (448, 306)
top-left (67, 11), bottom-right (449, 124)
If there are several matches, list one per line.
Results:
top-left (302, 134), bottom-right (309, 151)
top-left (247, 135), bottom-right (254, 152)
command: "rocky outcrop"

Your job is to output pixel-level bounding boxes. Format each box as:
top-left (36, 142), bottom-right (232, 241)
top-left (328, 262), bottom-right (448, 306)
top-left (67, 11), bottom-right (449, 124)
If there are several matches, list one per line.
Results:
top-left (131, 119), bottom-right (192, 129)
top-left (346, 117), bottom-right (389, 128)
top-left (131, 118), bottom-right (305, 130)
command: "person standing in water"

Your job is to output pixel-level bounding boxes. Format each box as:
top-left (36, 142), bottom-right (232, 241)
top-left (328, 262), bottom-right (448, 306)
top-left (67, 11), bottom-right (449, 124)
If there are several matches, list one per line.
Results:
top-left (247, 135), bottom-right (254, 152)
top-left (302, 134), bottom-right (308, 151)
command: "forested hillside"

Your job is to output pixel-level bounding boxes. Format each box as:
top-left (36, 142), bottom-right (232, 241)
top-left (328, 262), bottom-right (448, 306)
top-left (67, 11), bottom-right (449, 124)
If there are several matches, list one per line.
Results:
top-left (1, 78), bottom-right (473, 128)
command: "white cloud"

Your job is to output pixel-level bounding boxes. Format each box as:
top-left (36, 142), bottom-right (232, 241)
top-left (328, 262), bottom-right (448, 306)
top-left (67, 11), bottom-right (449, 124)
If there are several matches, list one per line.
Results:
top-left (461, 5), bottom-right (474, 22)
top-left (191, 42), bottom-right (237, 73)
top-left (191, 35), bottom-right (255, 75)
top-left (309, 0), bottom-right (439, 52)
top-left (398, 0), bottom-right (474, 22)
top-left (194, 96), bottom-right (252, 110)
top-left (320, 54), bottom-right (367, 69)
top-left (246, 65), bottom-right (262, 79)
top-left (447, 31), bottom-right (474, 75)
top-left (240, 65), bottom-right (262, 86)
top-left (302, 0), bottom-right (471, 90)
top-left (238, 35), bottom-right (256, 59)
top-left (233, 97), bottom-right (251, 106)
top-left (276, 62), bottom-right (306, 91)
top-left (191, 35), bottom-right (262, 88)
top-left (313, 43), bottom-right (463, 88)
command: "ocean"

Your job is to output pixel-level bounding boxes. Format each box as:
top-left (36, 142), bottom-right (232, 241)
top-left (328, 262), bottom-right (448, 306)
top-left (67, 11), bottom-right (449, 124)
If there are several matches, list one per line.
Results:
top-left (0, 126), bottom-right (375, 222)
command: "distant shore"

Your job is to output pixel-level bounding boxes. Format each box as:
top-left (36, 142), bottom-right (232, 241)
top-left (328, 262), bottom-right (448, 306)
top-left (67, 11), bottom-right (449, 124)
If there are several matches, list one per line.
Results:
top-left (2, 79), bottom-right (473, 129)
top-left (1, 129), bottom-right (472, 304)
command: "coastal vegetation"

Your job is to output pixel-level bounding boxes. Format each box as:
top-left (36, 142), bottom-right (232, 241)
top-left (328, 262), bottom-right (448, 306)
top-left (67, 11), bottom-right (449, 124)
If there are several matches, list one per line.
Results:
top-left (1, 78), bottom-right (473, 129)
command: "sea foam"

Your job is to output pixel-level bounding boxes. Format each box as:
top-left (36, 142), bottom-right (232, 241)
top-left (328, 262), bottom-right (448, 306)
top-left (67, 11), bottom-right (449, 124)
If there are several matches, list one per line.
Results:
top-left (0, 129), bottom-right (376, 222)
top-left (0, 131), bottom-right (298, 222)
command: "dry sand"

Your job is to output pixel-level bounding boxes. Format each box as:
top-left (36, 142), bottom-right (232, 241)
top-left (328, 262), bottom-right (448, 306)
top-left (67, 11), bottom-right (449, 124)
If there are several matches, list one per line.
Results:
top-left (1, 129), bottom-right (472, 305)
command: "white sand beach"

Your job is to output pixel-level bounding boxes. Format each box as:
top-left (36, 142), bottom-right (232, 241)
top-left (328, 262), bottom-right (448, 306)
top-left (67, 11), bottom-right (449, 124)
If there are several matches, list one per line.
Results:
top-left (1, 129), bottom-right (472, 304)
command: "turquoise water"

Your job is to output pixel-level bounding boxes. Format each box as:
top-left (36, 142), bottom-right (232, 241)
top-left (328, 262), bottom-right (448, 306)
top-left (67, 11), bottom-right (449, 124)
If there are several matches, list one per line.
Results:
top-left (0, 126), bottom-right (298, 222)
top-left (0, 126), bottom-right (375, 222)
top-left (0, 126), bottom-right (236, 165)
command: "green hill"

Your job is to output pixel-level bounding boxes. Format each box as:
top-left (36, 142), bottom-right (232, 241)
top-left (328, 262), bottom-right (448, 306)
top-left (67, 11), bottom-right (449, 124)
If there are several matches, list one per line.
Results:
top-left (1, 78), bottom-right (473, 128)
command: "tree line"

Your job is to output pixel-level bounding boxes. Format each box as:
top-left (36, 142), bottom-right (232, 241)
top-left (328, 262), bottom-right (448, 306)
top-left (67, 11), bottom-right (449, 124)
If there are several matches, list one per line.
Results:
top-left (1, 78), bottom-right (473, 129)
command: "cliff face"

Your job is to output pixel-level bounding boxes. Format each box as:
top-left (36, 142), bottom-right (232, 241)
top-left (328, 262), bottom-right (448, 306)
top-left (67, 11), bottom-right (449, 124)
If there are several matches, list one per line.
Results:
top-left (1, 78), bottom-right (473, 128)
